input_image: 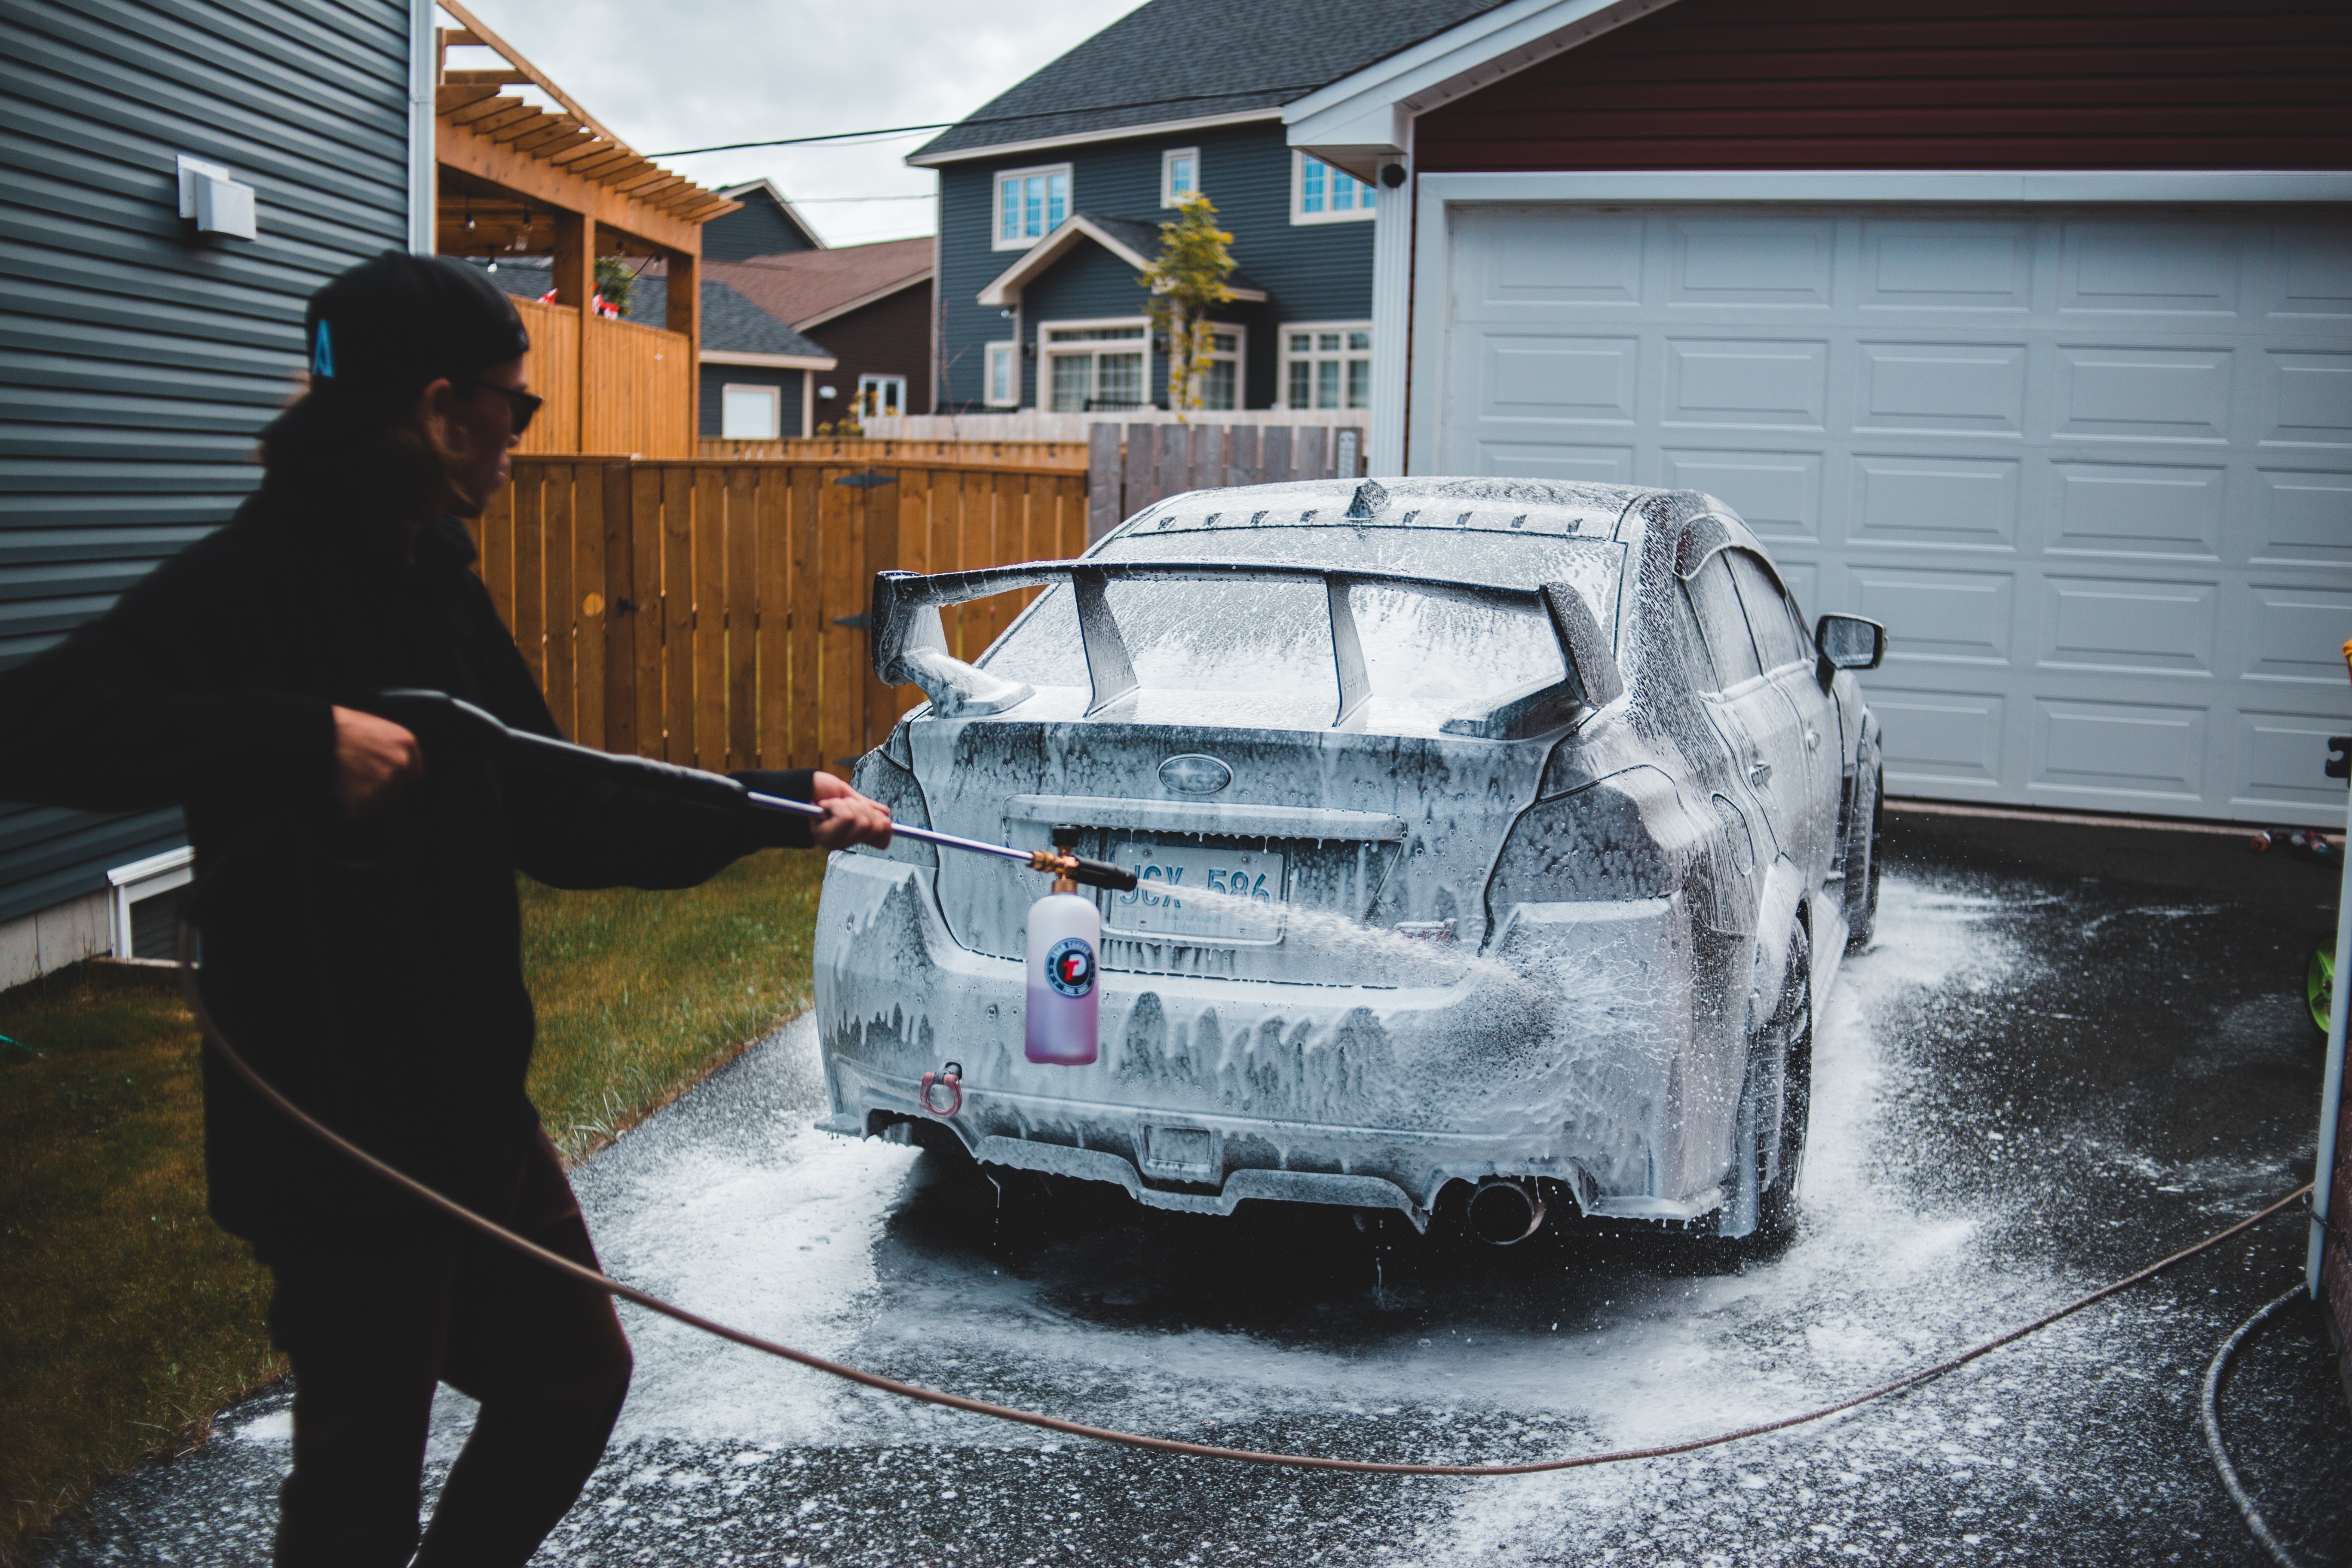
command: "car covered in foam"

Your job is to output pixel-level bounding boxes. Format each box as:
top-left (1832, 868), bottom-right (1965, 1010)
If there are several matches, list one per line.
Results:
top-left (813, 478), bottom-right (1886, 1243)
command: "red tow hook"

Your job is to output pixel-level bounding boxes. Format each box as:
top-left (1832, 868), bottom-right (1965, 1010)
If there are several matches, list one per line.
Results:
top-left (919, 1061), bottom-right (964, 1118)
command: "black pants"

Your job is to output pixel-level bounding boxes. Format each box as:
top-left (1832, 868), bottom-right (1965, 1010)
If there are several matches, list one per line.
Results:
top-left (257, 1131), bottom-right (632, 1568)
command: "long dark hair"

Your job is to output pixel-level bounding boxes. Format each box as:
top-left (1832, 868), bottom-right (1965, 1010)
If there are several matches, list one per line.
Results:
top-left (257, 385), bottom-right (467, 530)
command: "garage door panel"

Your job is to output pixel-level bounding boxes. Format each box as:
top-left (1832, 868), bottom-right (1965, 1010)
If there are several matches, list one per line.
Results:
top-left (2261, 350), bottom-right (2352, 447)
top-left (1440, 205), bottom-right (2349, 824)
top-left (1464, 209), bottom-right (1645, 309)
top-left (1669, 218), bottom-right (1835, 307)
top-left (2044, 460), bottom-right (2227, 558)
top-left (2037, 575), bottom-right (2217, 675)
top-left (2251, 468), bottom-right (2352, 563)
top-left (1861, 219), bottom-right (2035, 312)
top-left (1856, 340), bottom-right (2029, 435)
top-left (1476, 335), bottom-right (1638, 422)
top-left (2033, 698), bottom-right (2208, 802)
top-left (2263, 224), bottom-right (2352, 321)
top-left (2060, 222), bottom-right (2244, 317)
top-left (2236, 711), bottom-right (2352, 810)
top-left (2241, 584), bottom-right (2352, 683)
top-left (2053, 346), bottom-right (2235, 442)
top-left (1664, 339), bottom-right (1829, 429)
top-left (1657, 448), bottom-right (1820, 538)
top-left (1471, 441), bottom-right (1634, 485)
top-left (1868, 686), bottom-right (2008, 786)
top-left (1849, 455), bottom-right (2021, 550)
top-left (1852, 567), bottom-right (2014, 666)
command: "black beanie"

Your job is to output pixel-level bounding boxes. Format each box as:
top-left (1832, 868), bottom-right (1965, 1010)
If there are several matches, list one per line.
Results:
top-left (261, 251), bottom-right (533, 443)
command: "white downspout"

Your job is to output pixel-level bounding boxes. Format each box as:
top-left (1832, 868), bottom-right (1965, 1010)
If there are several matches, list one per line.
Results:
top-left (408, 0), bottom-right (437, 252)
top-left (2308, 641), bottom-right (2352, 1298)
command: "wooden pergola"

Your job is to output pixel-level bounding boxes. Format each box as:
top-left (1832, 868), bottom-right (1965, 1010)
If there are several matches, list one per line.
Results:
top-left (432, 1), bottom-right (738, 454)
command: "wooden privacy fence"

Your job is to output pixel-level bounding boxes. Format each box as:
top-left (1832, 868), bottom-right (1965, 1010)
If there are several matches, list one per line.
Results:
top-left (475, 455), bottom-right (1087, 775)
top-left (510, 297), bottom-right (695, 458)
top-left (1085, 421), bottom-right (1366, 541)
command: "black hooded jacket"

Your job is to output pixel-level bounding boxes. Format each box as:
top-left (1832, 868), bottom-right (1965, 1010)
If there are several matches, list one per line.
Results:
top-left (0, 485), bottom-right (815, 1239)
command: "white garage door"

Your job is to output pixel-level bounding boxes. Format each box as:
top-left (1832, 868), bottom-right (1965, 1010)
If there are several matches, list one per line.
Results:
top-left (1436, 205), bottom-right (2352, 827)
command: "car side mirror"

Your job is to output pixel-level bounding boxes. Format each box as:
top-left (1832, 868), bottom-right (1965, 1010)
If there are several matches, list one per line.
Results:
top-left (1814, 614), bottom-right (1886, 674)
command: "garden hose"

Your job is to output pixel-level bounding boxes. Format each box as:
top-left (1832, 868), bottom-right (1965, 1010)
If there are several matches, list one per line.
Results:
top-left (2200, 1286), bottom-right (2311, 1568)
top-left (174, 920), bottom-right (2313, 1478)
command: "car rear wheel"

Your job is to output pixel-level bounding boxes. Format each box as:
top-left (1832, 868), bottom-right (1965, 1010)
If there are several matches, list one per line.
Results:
top-left (1843, 766), bottom-right (1883, 953)
top-left (1752, 922), bottom-right (1813, 1243)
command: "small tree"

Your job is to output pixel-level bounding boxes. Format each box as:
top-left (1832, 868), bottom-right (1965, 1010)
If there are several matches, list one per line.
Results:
top-left (1137, 193), bottom-right (1235, 421)
top-left (594, 256), bottom-right (635, 316)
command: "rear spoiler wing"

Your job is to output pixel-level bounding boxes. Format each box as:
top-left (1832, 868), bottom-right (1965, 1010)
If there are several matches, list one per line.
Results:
top-left (869, 559), bottom-right (1623, 735)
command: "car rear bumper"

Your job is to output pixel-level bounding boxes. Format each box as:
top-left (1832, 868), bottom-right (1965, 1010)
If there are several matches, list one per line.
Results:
top-left (814, 852), bottom-right (1731, 1228)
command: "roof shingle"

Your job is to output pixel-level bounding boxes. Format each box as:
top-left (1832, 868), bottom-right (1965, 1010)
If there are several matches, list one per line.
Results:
top-left (910, 0), bottom-right (1508, 162)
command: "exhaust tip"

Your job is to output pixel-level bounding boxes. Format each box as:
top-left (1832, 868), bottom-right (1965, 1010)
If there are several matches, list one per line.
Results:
top-left (1466, 1178), bottom-right (1547, 1246)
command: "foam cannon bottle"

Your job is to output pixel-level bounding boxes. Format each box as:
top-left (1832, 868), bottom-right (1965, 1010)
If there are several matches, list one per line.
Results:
top-left (1026, 826), bottom-right (1101, 1066)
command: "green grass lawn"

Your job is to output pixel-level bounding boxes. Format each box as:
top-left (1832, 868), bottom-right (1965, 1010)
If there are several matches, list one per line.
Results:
top-left (0, 848), bottom-right (827, 1560)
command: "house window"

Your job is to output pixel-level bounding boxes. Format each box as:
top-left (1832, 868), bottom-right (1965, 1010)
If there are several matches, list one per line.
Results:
top-left (983, 340), bottom-right (1018, 407)
top-left (1281, 324), bottom-right (1372, 409)
top-left (1292, 153), bottom-right (1376, 225)
top-left (1190, 327), bottom-right (1244, 411)
top-left (994, 163), bottom-right (1071, 249)
top-left (858, 374), bottom-right (907, 420)
top-left (1041, 322), bottom-right (1149, 413)
top-left (1161, 147), bottom-right (1199, 207)
top-left (720, 383), bottom-right (781, 439)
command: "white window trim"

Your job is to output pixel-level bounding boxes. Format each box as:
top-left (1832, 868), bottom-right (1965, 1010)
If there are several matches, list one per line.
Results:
top-left (1161, 147), bottom-right (1200, 208)
top-left (1186, 321), bottom-right (1247, 411)
top-left (1291, 150), bottom-right (1376, 226)
top-left (1400, 168), bottom-right (2352, 475)
top-left (719, 382), bottom-right (782, 441)
top-left (107, 846), bottom-right (193, 962)
top-left (1277, 320), bottom-right (1374, 412)
top-left (992, 162), bottom-right (1073, 251)
top-left (857, 373), bottom-right (908, 419)
top-left (1037, 316), bottom-right (1155, 413)
top-left (982, 340), bottom-right (1019, 407)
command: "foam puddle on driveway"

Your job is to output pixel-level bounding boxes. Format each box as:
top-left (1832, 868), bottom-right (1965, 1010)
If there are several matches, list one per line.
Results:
top-left (38, 869), bottom-right (2330, 1566)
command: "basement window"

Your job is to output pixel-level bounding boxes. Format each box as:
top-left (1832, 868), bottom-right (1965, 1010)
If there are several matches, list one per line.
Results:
top-left (109, 847), bottom-right (194, 963)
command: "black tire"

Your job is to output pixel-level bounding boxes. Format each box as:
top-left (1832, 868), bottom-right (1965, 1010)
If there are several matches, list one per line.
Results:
top-left (1843, 764), bottom-right (1883, 953)
top-left (1752, 921), bottom-right (1814, 1242)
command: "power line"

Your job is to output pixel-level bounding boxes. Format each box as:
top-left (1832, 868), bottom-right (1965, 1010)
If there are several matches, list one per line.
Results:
top-left (650, 84), bottom-right (1317, 159)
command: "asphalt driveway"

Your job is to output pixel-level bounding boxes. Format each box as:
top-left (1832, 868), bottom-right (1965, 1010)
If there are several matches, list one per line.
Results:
top-left (31, 809), bottom-right (2352, 1565)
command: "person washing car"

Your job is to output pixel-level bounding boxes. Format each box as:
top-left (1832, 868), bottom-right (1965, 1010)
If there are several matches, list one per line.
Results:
top-left (0, 252), bottom-right (891, 1567)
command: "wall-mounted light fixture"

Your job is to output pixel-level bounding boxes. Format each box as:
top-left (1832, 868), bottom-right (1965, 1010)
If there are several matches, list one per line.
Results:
top-left (176, 154), bottom-right (257, 240)
top-left (817, 385), bottom-right (839, 400)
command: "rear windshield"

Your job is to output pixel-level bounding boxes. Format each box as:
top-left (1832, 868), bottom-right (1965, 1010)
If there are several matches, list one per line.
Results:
top-left (977, 529), bottom-right (1623, 733)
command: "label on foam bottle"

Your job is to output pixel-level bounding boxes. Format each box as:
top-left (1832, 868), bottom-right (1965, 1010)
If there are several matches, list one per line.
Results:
top-left (1026, 891), bottom-right (1100, 1066)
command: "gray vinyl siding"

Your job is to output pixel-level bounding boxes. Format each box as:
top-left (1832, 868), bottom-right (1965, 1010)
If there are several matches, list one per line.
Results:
top-left (935, 120), bottom-right (1372, 411)
top-left (702, 195), bottom-right (818, 261)
top-left (0, 0), bottom-right (412, 925)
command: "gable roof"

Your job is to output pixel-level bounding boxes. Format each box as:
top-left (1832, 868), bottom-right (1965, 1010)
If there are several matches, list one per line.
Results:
top-left (907, 0), bottom-right (1511, 166)
top-left (705, 237), bottom-right (935, 330)
top-left (976, 214), bottom-right (1266, 306)
top-left (711, 179), bottom-right (827, 255)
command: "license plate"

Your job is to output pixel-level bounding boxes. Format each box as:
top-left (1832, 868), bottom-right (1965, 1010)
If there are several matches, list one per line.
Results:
top-left (1102, 840), bottom-right (1284, 943)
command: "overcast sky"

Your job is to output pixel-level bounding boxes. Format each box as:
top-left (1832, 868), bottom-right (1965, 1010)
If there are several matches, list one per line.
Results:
top-left (445, 0), bottom-right (1148, 248)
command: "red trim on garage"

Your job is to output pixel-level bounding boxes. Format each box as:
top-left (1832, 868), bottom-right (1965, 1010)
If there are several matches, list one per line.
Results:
top-left (1415, 0), bottom-right (2352, 173)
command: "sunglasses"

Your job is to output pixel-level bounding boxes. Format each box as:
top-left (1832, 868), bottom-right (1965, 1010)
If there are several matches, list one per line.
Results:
top-left (462, 380), bottom-right (543, 435)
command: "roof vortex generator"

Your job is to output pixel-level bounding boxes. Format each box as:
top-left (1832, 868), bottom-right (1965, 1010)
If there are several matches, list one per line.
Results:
top-left (868, 560), bottom-right (1625, 732)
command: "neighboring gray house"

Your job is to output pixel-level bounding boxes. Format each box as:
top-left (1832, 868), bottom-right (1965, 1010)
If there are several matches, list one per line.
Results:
top-left (913, 0), bottom-right (1502, 414)
top-left (0, 0), bottom-right (431, 985)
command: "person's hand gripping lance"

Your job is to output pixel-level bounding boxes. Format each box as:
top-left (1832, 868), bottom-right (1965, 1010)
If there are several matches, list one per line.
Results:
top-left (372, 692), bottom-right (1139, 1070)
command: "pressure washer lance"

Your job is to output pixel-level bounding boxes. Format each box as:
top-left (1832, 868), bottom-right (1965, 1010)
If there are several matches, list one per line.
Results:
top-left (373, 689), bottom-right (1136, 1068)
